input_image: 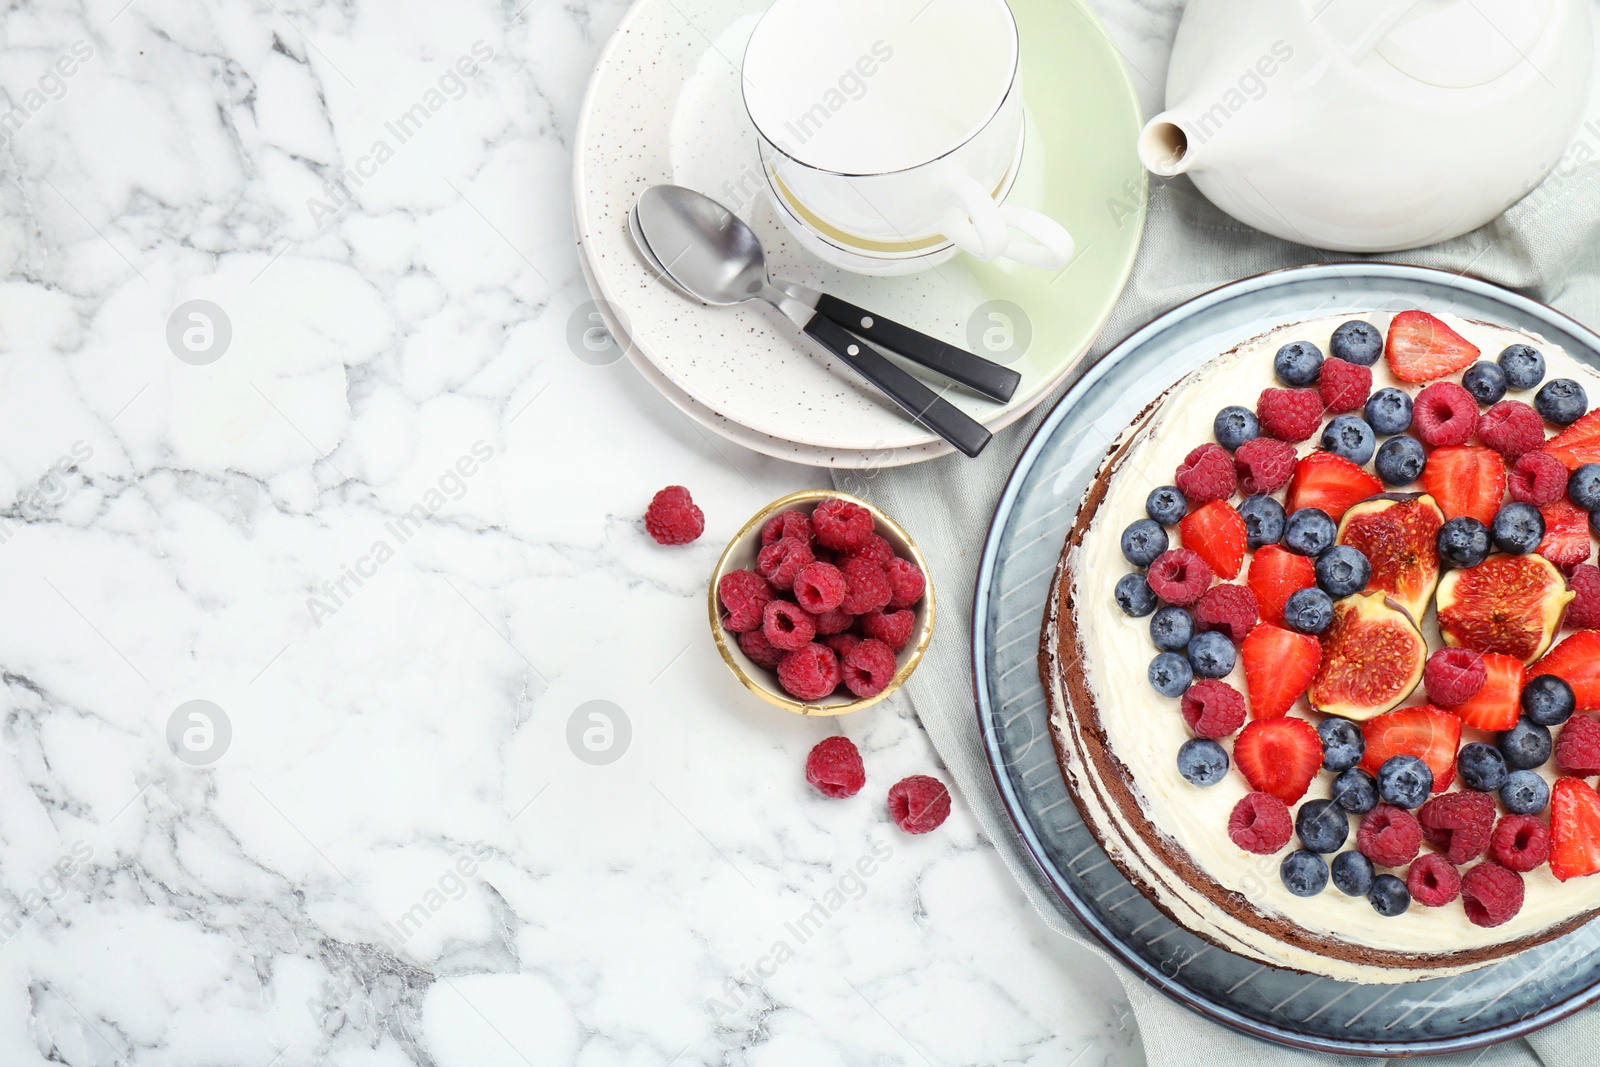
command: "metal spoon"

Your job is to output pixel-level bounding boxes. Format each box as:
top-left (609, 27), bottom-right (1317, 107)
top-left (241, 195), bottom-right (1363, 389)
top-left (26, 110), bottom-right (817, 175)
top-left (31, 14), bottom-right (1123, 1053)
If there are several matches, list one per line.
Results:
top-left (631, 185), bottom-right (993, 458)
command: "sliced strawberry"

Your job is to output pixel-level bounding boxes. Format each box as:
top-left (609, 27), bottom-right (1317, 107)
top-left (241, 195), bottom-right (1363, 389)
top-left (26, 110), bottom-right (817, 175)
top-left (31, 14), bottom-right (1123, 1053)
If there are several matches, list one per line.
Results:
top-left (1550, 777), bottom-right (1600, 882)
top-left (1539, 500), bottom-right (1593, 569)
top-left (1285, 452), bottom-right (1383, 521)
top-left (1422, 445), bottom-right (1508, 525)
top-left (1545, 409), bottom-right (1600, 471)
top-left (1530, 630), bottom-right (1600, 710)
top-left (1233, 717), bottom-right (1322, 804)
top-left (1360, 705), bottom-right (1463, 792)
top-left (1248, 544), bottom-right (1317, 627)
top-left (1449, 651), bottom-right (1525, 731)
top-left (1178, 500), bottom-right (1247, 581)
top-left (1241, 624), bottom-right (1321, 719)
top-left (1385, 310), bottom-right (1480, 382)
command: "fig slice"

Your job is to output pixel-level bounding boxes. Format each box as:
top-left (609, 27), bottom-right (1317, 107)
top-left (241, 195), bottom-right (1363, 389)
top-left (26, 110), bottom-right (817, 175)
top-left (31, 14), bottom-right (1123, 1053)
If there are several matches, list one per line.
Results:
top-left (1336, 493), bottom-right (1444, 622)
top-left (1436, 554), bottom-right (1573, 663)
top-left (1308, 592), bottom-right (1427, 720)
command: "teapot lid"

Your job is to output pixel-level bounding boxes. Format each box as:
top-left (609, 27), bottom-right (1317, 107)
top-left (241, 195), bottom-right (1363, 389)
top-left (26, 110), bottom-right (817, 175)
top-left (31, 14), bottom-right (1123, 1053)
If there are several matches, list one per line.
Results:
top-left (1373, 0), bottom-right (1554, 87)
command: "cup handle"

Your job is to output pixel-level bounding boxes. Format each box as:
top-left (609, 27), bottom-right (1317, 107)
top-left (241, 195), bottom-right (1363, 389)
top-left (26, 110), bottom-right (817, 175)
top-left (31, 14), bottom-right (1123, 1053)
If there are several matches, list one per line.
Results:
top-left (997, 204), bottom-right (1075, 270)
top-left (938, 176), bottom-right (1010, 262)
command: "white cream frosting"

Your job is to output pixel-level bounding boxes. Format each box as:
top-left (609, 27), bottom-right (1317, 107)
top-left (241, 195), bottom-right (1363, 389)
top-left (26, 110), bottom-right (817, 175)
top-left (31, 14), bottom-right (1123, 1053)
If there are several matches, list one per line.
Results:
top-left (1053, 312), bottom-right (1600, 982)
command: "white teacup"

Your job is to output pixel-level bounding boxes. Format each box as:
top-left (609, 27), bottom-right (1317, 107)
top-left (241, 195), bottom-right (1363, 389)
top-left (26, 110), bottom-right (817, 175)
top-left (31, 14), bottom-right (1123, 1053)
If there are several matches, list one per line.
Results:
top-left (741, 0), bottom-right (1073, 274)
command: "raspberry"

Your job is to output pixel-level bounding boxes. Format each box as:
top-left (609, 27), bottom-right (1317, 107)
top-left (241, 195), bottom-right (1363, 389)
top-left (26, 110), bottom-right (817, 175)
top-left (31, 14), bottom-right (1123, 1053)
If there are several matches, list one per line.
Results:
top-left (840, 557), bottom-right (892, 615)
top-left (860, 607), bottom-right (916, 651)
top-left (777, 643), bottom-right (841, 701)
top-left (644, 485), bottom-right (704, 545)
top-left (888, 775), bottom-right (952, 834)
top-left (1146, 549), bottom-right (1213, 606)
top-left (718, 569), bottom-right (773, 633)
top-left (761, 509), bottom-right (813, 547)
top-left (1422, 647), bottom-right (1487, 707)
top-left (738, 628), bottom-right (785, 669)
top-left (812, 607), bottom-right (855, 635)
top-left (1417, 791), bottom-right (1495, 865)
top-left (1490, 813), bottom-right (1551, 873)
top-left (757, 536), bottom-right (815, 591)
top-left (1460, 861), bottom-right (1524, 927)
top-left (805, 736), bottom-right (866, 798)
top-left (1234, 437), bottom-right (1297, 495)
top-left (823, 633), bottom-right (860, 659)
top-left (1257, 387), bottom-right (1325, 443)
top-left (1412, 382), bottom-right (1479, 447)
top-left (763, 600), bottom-right (817, 651)
top-left (1358, 804), bottom-right (1423, 867)
top-left (1556, 712), bottom-right (1600, 776)
top-left (1180, 679), bottom-right (1247, 738)
top-left (1508, 450), bottom-right (1569, 505)
top-left (884, 557), bottom-right (926, 610)
top-left (1566, 565), bottom-right (1600, 629)
top-left (1227, 791), bottom-right (1292, 854)
top-left (793, 562), bottom-right (848, 614)
top-left (1406, 853), bottom-right (1462, 907)
top-left (812, 498), bottom-right (873, 552)
top-left (848, 534), bottom-right (895, 565)
top-left (1193, 583), bottom-right (1259, 643)
top-left (1175, 443), bottom-right (1238, 504)
top-left (1477, 400), bottom-right (1546, 462)
top-left (1318, 358), bottom-right (1372, 414)
top-left (841, 638), bottom-right (897, 698)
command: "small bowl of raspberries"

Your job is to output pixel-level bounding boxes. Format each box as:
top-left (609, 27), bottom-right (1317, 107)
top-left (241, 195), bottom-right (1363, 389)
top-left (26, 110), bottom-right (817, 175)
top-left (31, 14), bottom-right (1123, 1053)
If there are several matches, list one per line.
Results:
top-left (710, 490), bottom-right (934, 714)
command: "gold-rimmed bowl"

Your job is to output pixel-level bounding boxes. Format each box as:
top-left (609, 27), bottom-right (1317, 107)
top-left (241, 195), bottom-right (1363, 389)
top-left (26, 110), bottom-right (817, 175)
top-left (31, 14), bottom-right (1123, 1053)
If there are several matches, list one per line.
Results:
top-left (709, 489), bottom-right (935, 715)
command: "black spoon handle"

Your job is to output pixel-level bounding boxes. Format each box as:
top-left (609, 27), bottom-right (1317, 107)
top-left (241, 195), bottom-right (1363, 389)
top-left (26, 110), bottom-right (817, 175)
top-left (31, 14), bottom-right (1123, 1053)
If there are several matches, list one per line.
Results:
top-left (814, 293), bottom-right (1021, 403)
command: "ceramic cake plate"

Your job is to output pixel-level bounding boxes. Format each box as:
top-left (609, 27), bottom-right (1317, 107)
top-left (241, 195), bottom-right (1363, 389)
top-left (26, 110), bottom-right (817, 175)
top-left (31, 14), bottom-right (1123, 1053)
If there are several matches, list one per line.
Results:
top-left (973, 263), bottom-right (1600, 1056)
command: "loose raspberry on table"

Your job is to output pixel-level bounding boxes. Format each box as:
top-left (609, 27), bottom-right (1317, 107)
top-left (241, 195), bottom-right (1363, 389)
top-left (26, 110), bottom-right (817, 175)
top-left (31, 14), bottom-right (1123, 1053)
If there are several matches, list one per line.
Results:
top-left (1227, 791), bottom-right (1293, 854)
top-left (887, 774), bottom-right (951, 834)
top-left (1490, 813), bottom-right (1551, 873)
top-left (1422, 647), bottom-right (1487, 707)
top-left (812, 607), bottom-right (856, 635)
top-left (777, 643), bottom-right (841, 701)
top-left (1508, 450), bottom-right (1569, 506)
top-left (757, 536), bottom-right (815, 591)
top-left (738, 628), bottom-right (786, 669)
top-left (840, 557), bottom-right (892, 615)
top-left (1257, 387), bottom-right (1325, 443)
top-left (842, 638), bottom-right (897, 698)
top-left (1555, 712), bottom-right (1600, 776)
top-left (1417, 791), bottom-right (1495, 865)
top-left (1146, 549), bottom-right (1214, 606)
top-left (1566, 565), bottom-right (1600, 629)
top-left (1181, 679), bottom-right (1247, 738)
top-left (1175, 443), bottom-right (1238, 504)
top-left (823, 633), bottom-right (861, 659)
top-left (805, 736), bottom-right (866, 798)
top-left (1412, 382), bottom-right (1479, 447)
top-left (1358, 804), bottom-right (1423, 867)
top-left (1407, 853), bottom-right (1462, 907)
top-left (860, 607), bottom-right (916, 652)
top-left (884, 556), bottom-right (926, 610)
top-left (718, 569), bottom-right (773, 633)
top-left (848, 534), bottom-right (895, 566)
top-left (763, 600), bottom-right (817, 651)
top-left (761, 509), bottom-right (813, 547)
top-left (1234, 437), bottom-right (1298, 495)
top-left (644, 485), bottom-right (705, 545)
top-left (812, 497), bottom-right (874, 552)
top-left (792, 561), bottom-right (848, 614)
top-left (1478, 400), bottom-right (1546, 462)
top-left (1194, 583), bottom-right (1259, 643)
top-left (1318, 358), bottom-right (1373, 414)
top-left (1460, 861), bottom-right (1525, 927)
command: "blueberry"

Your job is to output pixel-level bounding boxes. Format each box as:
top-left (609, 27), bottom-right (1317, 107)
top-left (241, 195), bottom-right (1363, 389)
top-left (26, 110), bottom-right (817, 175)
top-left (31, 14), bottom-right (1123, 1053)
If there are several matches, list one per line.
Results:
top-left (1214, 406), bottom-right (1260, 451)
top-left (1457, 742), bottom-right (1509, 792)
top-left (1275, 341), bottom-right (1324, 386)
top-left (1437, 516), bottom-right (1492, 569)
top-left (1280, 849), bottom-right (1330, 897)
top-left (1462, 361), bottom-right (1509, 405)
top-left (1368, 873), bottom-right (1411, 916)
top-left (1377, 754), bottom-right (1432, 808)
top-left (1499, 344), bottom-right (1546, 390)
top-left (1491, 502), bottom-right (1544, 555)
top-left (1332, 767), bottom-right (1379, 814)
top-left (1569, 464), bottom-right (1600, 512)
top-left (1593, 509), bottom-right (1600, 541)
top-left (1283, 507), bottom-right (1337, 556)
top-left (1296, 798), bottom-right (1351, 854)
top-left (1146, 486), bottom-right (1188, 526)
top-left (1331, 850), bottom-right (1375, 897)
top-left (1522, 674), bottom-right (1575, 727)
top-left (1115, 573), bottom-right (1158, 617)
top-left (1498, 719), bottom-right (1552, 770)
top-left (1330, 320), bottom-right (1383, 366)
top-left (1149, 606), bottom-right (1195, 652)
top-left (1186, 631), bottom-right (1236, 679)
top-left (1238, 494), bottom-right (1286, 550)
top-left (1283, 587), bottom-right (1335, 635)
top-left (1501, 769), bottom-right (1551, 815)
top-left (1148, 651), bottom-right (1193, 697)
top-left (1177, 737), bottom-right (1229, 786)
top-left (1320, 415), bottom-right (1376, 466)
top-left (1315, 545), bottom-right (1372, 598)
top-left (1121, 518), bottom-right (1169, 566)
top-left (1364, 387), bottom-right (1414, 436)
top-left (1319, 717), bottom-right (1365, 772)
top-left (1535, 378), bottom-right (1588, 426)
top-left (1375, 436), bottom-right (1426, 486)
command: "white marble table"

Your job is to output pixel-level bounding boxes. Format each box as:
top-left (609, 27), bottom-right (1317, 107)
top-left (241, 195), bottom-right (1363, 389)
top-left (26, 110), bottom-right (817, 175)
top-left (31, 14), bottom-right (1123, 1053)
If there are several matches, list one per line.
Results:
top-left (0, 0), bottom-right (1180, 1062)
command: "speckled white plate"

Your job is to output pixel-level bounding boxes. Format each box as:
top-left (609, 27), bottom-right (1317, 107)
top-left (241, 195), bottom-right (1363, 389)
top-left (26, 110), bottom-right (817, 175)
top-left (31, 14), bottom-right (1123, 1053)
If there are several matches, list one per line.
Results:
top-left (572, 0), bottom-right (1146, 460)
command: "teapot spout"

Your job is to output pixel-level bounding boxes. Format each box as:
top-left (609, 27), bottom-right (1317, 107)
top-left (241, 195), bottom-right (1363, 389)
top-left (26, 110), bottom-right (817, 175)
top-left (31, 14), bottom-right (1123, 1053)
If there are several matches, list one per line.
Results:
top-left (1137, 110), bottom-right (1204, 178)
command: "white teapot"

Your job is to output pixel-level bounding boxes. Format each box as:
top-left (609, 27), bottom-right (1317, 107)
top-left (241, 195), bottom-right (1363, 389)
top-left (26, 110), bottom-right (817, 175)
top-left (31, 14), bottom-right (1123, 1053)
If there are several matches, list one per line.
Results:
top-left (1137, 0), bottom-right (1593, 252)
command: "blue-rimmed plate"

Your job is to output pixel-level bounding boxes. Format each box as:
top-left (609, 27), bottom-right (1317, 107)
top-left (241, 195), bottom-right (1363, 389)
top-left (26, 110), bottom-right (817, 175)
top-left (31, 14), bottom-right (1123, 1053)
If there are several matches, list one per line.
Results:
top-left (973, 263), bottom-right (1600, 1056)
